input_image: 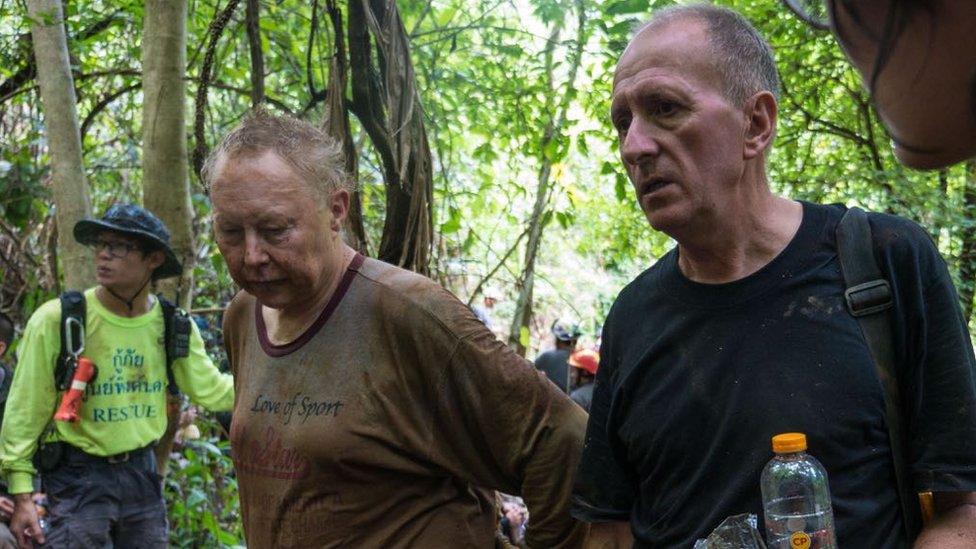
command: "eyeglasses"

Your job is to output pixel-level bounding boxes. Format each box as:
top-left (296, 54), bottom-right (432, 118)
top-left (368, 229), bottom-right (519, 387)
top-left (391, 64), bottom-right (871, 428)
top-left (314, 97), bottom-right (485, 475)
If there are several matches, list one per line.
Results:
top-left (782, 0), bottom-right (831, 31)
top-left (90, 239), bottom-right (140, 259)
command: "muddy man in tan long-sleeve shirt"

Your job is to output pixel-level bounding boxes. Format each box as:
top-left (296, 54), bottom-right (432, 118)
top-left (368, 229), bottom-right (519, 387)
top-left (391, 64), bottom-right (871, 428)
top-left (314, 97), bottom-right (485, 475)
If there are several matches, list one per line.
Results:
top-left (204, 108), bottom-right (588, 549)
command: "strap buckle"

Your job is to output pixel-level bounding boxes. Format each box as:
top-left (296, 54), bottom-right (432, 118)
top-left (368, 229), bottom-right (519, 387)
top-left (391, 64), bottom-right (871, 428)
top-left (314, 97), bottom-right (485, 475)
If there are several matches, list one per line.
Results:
top-left (107, 451), bottom-right (131, 464)
top-left (845, 279), bottom-right (893, 317)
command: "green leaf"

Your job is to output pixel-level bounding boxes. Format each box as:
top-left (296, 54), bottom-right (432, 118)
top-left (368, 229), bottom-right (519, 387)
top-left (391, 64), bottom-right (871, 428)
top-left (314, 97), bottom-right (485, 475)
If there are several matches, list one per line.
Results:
top-left (604, 0), bottom-right (649, 16)
top-left (607, 19), bottom-right (637, 38)
top-left (556, 211), bottom-right (574, 229)
top-left (542, 138), bottom-right (561, 162)
top-left (440, 207), bottom-right (462, 234)
top-left (473, 142), bottom-right (496, 162)
top-left (615, 173), bottom-right (630, 202)
top-left (519, 326), bottom-right (531, 347)
top-left (541, 210), bottom-right (554, 228)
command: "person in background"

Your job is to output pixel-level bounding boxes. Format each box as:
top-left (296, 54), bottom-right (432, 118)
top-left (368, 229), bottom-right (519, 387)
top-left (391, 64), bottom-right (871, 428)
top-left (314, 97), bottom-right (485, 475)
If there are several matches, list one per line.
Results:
top-left (0, 204), bottom-right (234, 548)
top-left (500, 498), bottom-right (528, 547)
top-left (0, 312), bottom-right (14, 426)
top-left (534, 319), bottom-right (580, 393)
top-left (574, 4), bottom-right (976, 547)
top-left (471, 286), bottom-right (501, 330)
top-left (568, 349), bottom-right (599, 413)
top-left (781, 0), bottom-right (976, 170)
top-left (0, 312), bottom-right (16, 549)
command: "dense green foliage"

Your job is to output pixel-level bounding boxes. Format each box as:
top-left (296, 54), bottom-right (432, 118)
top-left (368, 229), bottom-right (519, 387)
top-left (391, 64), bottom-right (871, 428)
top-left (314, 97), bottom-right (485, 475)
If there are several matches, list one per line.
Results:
top-left (1, 0), bottom-right (975, 543)
top-left (165, 420), bottom-right (243, 547)
top-left (2, 0), bottom-right (974, 344)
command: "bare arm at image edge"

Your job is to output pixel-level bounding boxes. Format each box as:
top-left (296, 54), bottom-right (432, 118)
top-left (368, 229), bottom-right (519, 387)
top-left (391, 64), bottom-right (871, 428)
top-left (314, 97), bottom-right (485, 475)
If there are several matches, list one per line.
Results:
top-left (914, 492), bottom-right (976, 548)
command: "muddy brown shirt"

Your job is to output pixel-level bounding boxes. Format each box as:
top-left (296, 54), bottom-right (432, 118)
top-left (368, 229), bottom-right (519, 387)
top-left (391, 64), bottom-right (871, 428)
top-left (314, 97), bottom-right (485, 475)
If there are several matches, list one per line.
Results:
top-left (224, 255), bottom-right (587, 548)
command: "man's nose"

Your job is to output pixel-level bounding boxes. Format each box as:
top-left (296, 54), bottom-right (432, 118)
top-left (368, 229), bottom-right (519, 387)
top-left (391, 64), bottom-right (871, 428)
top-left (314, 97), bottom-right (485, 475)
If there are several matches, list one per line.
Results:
top-left (95, 245), bottom-right (113, 261)
top-left (619, 116), bottom-right (661, 166)
top-left (243, 232), bottom-right (269, 267)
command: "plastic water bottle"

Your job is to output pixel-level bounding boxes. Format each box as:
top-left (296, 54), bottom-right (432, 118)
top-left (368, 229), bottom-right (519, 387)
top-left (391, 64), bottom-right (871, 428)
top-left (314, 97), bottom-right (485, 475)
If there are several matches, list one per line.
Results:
top-left (760, 433), bottom-right (837, 549)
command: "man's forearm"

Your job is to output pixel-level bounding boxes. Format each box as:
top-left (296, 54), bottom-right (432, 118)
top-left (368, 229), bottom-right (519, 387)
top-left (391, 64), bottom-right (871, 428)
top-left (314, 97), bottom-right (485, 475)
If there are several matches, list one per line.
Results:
top-left (915, 495), bottom-right (976, 548)
top-left (12, 493), bottom-right (32, 508)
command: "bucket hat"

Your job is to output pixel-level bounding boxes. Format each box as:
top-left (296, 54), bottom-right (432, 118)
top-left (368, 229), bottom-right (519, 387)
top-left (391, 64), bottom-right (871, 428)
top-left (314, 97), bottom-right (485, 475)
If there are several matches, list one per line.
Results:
top-left (73, 203), bottom-right (182, 280)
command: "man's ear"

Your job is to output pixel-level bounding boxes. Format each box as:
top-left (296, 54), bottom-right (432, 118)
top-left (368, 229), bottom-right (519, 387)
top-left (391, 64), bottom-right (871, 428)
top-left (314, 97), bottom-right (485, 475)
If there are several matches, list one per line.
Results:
top-left (328, 189), bottom-right (351, 233)
top-left (0, 341), bottom-right (6, 358)
top-left (743, 91), bottom-right (777, 160)
top-left (147, 249), bottom-right (166, 271)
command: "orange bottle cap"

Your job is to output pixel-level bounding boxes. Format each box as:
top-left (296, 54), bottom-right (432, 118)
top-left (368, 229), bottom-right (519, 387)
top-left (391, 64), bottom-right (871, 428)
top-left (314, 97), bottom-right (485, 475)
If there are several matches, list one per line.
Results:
top-left (771, 432), bottom-right (807, 453)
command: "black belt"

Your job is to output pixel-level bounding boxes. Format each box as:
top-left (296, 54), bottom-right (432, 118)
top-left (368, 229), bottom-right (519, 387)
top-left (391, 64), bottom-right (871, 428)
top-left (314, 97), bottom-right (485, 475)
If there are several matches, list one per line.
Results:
top-left (61, 442), bottom-right (154, 466)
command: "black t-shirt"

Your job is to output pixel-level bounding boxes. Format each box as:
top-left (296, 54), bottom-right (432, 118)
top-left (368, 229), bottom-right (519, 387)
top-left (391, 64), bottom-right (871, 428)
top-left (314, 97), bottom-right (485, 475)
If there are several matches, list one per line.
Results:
top-left (535, 348), bottom-right (571, 393)
top-left (572, 202), bottom-right (976, 548)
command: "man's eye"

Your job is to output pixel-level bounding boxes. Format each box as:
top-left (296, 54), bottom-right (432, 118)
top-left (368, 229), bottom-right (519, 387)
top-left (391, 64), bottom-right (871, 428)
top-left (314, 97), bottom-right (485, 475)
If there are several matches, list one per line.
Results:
top-left (613, 116), bottom-right (631, 134)
top-left (650, 100), bottom-right (679, 117)
top-left (261, 227), bottom-right (288, 241)
top-left (217, 227), bottom-right (242, 238)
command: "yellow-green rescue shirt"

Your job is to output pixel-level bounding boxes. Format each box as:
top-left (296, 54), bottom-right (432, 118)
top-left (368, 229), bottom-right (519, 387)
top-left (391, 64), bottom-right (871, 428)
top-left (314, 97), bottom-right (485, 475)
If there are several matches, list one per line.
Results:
top-left (0, 288), bottom-right (234, 494)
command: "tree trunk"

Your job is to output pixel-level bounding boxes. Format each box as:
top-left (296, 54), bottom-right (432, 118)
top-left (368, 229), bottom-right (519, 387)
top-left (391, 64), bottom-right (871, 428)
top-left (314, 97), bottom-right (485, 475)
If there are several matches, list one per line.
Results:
top-left (324, 0), bottom-right (368, 253)
top-left (507, 0), bottom-right (586, 356)
top-left (507, 160), bottom-right (553, 356)
top-left (246, 0), bottom-right (265, 106)
top-left (27, 0), bottom-right (95, 291)
top-left (142, 0), bottom-right (194, 308)
top-left (958, 161), bottom-right (976, 322)
top-left (348, 0), bottom-right (433, 273)
top-left (142, 0), bottom-right (194, 475)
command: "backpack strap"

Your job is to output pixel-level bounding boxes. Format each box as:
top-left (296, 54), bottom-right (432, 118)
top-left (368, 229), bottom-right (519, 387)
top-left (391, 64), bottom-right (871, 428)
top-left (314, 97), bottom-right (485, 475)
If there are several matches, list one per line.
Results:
top-left (158, 296), bottom-right (190, 396)
top-left (836, 207), bottom-right (922, 541)
top-left (56, 291), bottom-right (86, 391)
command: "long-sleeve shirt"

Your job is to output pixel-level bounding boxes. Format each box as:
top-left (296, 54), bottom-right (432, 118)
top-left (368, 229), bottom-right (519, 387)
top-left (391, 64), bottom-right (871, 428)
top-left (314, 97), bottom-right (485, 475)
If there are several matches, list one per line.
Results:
top-left (0, 287), bottom-right (234, 494)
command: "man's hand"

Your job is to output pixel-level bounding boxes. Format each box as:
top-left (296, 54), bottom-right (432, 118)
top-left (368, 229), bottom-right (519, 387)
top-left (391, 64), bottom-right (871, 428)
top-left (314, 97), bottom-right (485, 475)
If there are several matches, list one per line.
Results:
top-left (10, 493), bottom-right (44, 549)
top-left (0, 496), bottom-right (13, 522)
top-left (914, 491), bottom-right (976, 548)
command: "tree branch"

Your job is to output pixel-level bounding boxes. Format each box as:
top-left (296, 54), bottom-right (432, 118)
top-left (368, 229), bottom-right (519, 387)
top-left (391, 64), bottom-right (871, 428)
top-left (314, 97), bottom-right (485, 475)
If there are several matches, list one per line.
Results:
top-left (245, 0), bottom-right (265, 106)
top-left (80, 82), bottom-right (141, 143)
top-left (192, 0), bottom-right (242, 180)
top-left (466, 224), bottom-right (530, 307)
top-left (307, 0), bottom-right (322, 101)
top-left (0, 12), bottom-right (124, 103)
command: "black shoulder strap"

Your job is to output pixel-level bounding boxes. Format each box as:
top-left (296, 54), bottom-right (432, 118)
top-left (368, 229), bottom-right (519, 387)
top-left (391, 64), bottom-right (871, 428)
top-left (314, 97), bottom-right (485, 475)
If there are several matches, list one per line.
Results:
top-left (158, 296), bottom-right (188, 397)
top-left (836, 207), bottom-right (922, 541)
top-left (56, 291), bottom-right (86, 391)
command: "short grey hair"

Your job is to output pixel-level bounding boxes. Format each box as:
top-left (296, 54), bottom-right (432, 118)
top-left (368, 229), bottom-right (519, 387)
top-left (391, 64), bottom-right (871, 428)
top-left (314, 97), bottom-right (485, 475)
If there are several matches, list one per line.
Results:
top-left (201, 107), bottom-right (355, 199)
top-left (635, 4), bottom-right (780, 104)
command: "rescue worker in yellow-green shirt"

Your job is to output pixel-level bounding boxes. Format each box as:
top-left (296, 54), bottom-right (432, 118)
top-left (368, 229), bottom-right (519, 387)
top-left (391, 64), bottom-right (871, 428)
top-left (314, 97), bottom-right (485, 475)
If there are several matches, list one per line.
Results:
top-left (0, 204), bottom-right (234, 548)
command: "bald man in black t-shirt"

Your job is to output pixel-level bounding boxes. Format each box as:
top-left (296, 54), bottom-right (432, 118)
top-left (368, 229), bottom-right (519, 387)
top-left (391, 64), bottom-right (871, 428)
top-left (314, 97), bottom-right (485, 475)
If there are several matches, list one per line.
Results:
top-left (573, 5), bottom-right (976, 548)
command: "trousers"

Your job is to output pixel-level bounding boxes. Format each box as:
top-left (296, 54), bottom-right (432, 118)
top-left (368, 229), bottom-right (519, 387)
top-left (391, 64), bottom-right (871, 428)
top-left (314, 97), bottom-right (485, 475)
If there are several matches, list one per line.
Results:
top-left (40, 445), bottom-right (167, 549)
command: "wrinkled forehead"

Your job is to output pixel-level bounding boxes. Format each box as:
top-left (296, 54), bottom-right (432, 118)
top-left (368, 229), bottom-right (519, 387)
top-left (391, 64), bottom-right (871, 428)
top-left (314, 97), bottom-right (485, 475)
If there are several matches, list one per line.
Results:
top-left (613, 19), bottom-right (721, 94)
top-left (210, 148), bottom-right (302, 189)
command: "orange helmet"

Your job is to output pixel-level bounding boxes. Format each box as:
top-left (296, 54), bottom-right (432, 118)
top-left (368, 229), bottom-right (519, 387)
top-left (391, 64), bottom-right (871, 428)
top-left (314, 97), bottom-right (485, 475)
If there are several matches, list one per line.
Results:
top-left (569, 349), bottom-right (599, 376)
